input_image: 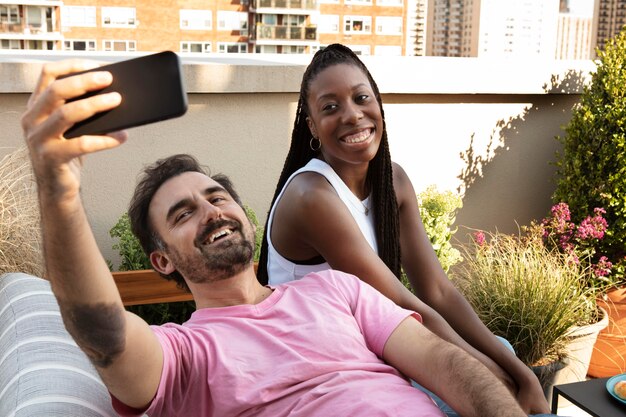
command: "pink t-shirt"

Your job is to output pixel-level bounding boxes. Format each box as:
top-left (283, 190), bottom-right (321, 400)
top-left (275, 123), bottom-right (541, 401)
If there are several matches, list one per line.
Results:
top-left (113, 270), bottom-right (443, 417)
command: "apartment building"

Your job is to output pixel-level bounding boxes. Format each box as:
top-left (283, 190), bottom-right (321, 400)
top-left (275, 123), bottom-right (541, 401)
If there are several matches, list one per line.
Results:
top-left (556, 0), bottom-right (593, 59)
top-left (0, 0), bottom-right (409, 54)
top-left (0, 1), bottom-right (62, 50)
top-left (426, 0), bottom-right (560, 58)
top-left (592, 0), bottom-right (626, 55)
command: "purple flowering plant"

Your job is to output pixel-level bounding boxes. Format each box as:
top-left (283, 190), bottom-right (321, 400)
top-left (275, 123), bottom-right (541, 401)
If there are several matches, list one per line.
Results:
top-left (538, 202), bottom-right (615, 292)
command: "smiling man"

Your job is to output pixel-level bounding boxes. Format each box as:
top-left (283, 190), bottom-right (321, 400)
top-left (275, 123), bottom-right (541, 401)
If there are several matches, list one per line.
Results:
top-left (21, 59), bottom-right (553, 417)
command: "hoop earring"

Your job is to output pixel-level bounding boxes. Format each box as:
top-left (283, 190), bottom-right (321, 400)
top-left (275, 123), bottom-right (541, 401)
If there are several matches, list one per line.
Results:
top-left (310, 137), bottom-right (321, 151)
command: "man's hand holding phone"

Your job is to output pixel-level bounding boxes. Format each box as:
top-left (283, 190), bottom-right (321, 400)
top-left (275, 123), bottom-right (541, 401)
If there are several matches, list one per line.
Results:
top-left (22, 59), bottom-right (128, 202)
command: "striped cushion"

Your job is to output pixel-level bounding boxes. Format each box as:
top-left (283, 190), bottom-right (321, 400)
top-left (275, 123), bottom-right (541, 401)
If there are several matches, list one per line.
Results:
top-left (0, 273), bottom-right (121, 417)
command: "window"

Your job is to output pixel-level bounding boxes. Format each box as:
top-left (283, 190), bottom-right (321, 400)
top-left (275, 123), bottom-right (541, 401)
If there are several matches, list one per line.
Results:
top-left (63, 39), bottom-right (96, 51)
top-left (375, 16), bottom-right (402, 35)
top-left (217, 11), bottom-right (247, 33)
top-left (345, 0), bottom-right (372, 4)
top-left (102, 7), bottom-right (136, 27)
top-left (0, 5), bottom-right (19, 23)
top-left (180, 10), bottom-right (212, 30)
top-left (374, 45), bottom-right (401, 55)
top-left (285, 15), bottom-right (305, 26)
top-left (318, 15), bottom-right (338, 33)
top-left (376, 0), bottom-right (402, 6)
top-left (181, 41), bottom-right (212, 53)
top-left (103, 40), bottom-right (136, 52)
top-left (260, 14), bottom-right (277, 25)
top-left (344, 16), bottom-right (371, 34)
top-left (255, 45), bottom-right (277, 53)
top-left (284, 45), bottom-right (306, 54)
top-left (0, 39), bottom-right (20, 49)
top-left (217, 42), bottom-right (247, 53)
top-left (348, 44), bottom-right (370, 55)
top-left (61, 6), bottom-right (96, 27)
top-left (318, 0), bottom-right (339, 4)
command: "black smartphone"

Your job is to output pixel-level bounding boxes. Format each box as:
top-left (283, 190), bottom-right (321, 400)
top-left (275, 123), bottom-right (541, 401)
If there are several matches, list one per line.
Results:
top-left (63, 51), bottom-right (188, 139)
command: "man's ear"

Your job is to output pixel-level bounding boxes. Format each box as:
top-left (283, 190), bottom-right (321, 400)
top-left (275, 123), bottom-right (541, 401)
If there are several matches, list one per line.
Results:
top-left (306, 117), bottom-right (318, 139)
top-left (150, 251), bottom-right (176, 275)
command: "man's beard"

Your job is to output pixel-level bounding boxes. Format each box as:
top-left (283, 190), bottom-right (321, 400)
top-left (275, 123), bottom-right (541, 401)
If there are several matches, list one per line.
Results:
top-left (167, 219), bottom-right (255, 283)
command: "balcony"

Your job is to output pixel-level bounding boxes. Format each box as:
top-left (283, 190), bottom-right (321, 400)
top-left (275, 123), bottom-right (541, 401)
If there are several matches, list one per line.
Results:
top-left (251, 0), bottom-right (317, 13)
top-left (254, 24), bottom-right (316, 43)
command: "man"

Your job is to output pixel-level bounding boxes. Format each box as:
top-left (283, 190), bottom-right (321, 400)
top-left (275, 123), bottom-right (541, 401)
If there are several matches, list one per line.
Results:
top-left (22, 60), bottom-right (545, 417)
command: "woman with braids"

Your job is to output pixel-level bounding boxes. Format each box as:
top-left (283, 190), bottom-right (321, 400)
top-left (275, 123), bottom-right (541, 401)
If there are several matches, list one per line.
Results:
top-left (257, 44), bottom-right (549, 416)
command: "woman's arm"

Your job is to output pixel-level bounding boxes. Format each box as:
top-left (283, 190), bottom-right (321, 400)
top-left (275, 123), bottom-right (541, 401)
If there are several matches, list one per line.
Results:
top-left (271, 172), bottom-right (500, 373)
top-left (392, 162), bottom-right (549, 414)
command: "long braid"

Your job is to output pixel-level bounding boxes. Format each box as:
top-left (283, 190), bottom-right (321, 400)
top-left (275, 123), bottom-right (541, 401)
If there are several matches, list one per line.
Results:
top-left (258, 44), bottom-right (401, 283)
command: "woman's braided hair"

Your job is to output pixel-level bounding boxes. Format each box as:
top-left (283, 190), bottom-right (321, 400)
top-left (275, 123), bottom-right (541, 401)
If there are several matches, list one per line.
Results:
top-left (257, 44), bottom-right (401, 284)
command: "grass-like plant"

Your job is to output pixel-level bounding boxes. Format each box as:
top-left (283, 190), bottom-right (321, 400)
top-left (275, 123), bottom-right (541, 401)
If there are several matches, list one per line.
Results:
top-left (455, 228), bottom-right (597, 367)
top-left (0, 148), bottom-right (43, 277)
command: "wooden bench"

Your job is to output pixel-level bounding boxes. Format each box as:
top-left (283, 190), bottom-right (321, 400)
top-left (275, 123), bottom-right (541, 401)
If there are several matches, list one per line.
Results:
top-left (113, 262), bottom-right (259, 306)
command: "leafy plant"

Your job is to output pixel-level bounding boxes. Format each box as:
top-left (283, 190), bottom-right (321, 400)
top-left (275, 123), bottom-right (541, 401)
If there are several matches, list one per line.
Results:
top-left (401, 186), bottom-right (463, 291)
top-left (109, 205), bottom-right (264, 325)
top-left (456, 229), bottom-right (597, 367)
top-left (553, 27), bottom-right (626, 284)
top-left (539, 202), bottom-right (617, 293)
top-left (418, 185), bottom-right (463, 273)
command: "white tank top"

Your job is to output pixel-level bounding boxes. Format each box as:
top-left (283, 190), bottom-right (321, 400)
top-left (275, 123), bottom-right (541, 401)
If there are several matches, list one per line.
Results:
top-left (266, 158), bottom-right (378, 285)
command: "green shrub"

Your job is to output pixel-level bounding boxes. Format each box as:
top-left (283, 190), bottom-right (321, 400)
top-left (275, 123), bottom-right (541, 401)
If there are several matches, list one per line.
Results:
top-left (401, 186), bottom-right (463, 291)
top-left (553, 27), bottom-right (626, 283)
top-left (418, 185), bottom-right (463, 273)
top-left (109, 205), bottom-right (264, 325)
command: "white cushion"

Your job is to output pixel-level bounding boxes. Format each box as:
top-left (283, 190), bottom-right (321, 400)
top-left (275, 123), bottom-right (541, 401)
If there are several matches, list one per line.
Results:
top-left (0, 273), bottom-right (120, 417)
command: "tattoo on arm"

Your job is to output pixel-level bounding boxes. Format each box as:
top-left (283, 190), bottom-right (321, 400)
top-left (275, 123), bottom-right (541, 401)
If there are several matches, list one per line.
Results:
top-left (60, 302), bottom-right (126, 368)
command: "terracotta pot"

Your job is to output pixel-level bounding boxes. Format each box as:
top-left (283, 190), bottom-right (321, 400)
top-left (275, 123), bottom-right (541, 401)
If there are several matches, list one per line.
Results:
top-left (588, 287), bottom-right (626, 377)
top-left (554, 307), bottom-right (609, 386)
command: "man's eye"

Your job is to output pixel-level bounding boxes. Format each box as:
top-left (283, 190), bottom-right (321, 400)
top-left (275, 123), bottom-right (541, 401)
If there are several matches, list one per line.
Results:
top-left (210, 196), bottom-right (226, 204)
top-left (175, 210), bottom-right (192, 223)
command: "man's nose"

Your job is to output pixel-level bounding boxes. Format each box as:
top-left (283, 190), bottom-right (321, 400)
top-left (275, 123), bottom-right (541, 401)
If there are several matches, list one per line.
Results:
top-left (200, 200), bottom-right (222, 223)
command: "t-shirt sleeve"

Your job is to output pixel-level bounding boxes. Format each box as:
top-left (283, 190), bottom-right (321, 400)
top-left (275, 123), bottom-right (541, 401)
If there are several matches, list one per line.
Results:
top-left (111, 324), bottom-right (201, 417)
top-left (320, 270), bottom-right (421, 356)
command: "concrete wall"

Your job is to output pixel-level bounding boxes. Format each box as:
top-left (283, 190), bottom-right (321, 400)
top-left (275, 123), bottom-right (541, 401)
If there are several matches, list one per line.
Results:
top-left (0, 53), bottom-right (595, 267)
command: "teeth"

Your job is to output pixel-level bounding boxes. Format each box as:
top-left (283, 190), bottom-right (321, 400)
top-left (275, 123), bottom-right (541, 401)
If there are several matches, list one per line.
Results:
top-left (343, 129), bottom-right (371, 144)
top-left (209, 229), bottom-right (233, 243)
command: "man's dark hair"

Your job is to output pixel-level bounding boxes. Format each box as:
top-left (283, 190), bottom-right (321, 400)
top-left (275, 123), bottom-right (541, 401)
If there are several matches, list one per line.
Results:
top-left (257, 43), bottom-right (401, 284)
top-left (128, 154), bottom-right (243, 290)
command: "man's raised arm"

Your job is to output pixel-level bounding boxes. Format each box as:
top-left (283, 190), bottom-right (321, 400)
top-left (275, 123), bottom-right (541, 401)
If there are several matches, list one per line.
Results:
top-left (21, 60), bottom-right (162, 409)
top-left (383, 316), bottom-right (528, 417)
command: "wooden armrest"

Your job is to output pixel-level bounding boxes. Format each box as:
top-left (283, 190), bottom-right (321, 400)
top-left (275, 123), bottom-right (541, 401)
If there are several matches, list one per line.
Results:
top-left (113, 262), bottom-right (259, 306)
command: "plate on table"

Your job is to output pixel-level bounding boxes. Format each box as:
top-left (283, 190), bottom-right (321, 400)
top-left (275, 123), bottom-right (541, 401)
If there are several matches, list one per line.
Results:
top-left (606, 373), bottom-right (626, 405)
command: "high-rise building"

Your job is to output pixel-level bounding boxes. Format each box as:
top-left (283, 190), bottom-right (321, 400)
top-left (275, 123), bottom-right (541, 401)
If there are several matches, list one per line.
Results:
top-left (426, 0), bottom-right (560, 58)
top-left (592, 0), bottom-right (626, 56)
top-left (556, 0), bottom-right (593, 59)
top-left (1, 0), bottom-right (409, 54)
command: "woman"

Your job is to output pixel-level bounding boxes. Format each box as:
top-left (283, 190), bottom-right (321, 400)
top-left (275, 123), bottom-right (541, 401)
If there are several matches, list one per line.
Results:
top-left (258, 44), bottom-right (549, 415)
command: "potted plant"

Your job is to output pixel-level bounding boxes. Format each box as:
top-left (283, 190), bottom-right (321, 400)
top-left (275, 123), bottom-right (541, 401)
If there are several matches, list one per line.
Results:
top-left (454, 227), bottom-right (597, 402)
top-left (553, 27), bottom-right (626, 377)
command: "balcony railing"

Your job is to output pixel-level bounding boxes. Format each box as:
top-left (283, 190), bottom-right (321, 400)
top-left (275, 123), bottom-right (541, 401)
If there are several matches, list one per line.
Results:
top-left (253, 0), bottom-right (317, 10)
top-left (255, 24), bottom-right (316, 41)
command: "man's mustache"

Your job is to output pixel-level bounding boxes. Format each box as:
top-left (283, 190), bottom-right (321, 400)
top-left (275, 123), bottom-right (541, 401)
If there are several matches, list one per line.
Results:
top-left (194, 219), bottom-right (242, 247)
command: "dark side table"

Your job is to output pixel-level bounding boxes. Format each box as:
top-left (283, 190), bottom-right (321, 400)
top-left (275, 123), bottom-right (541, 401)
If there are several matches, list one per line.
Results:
top-left (551, 377), bottom-right (625, 417)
